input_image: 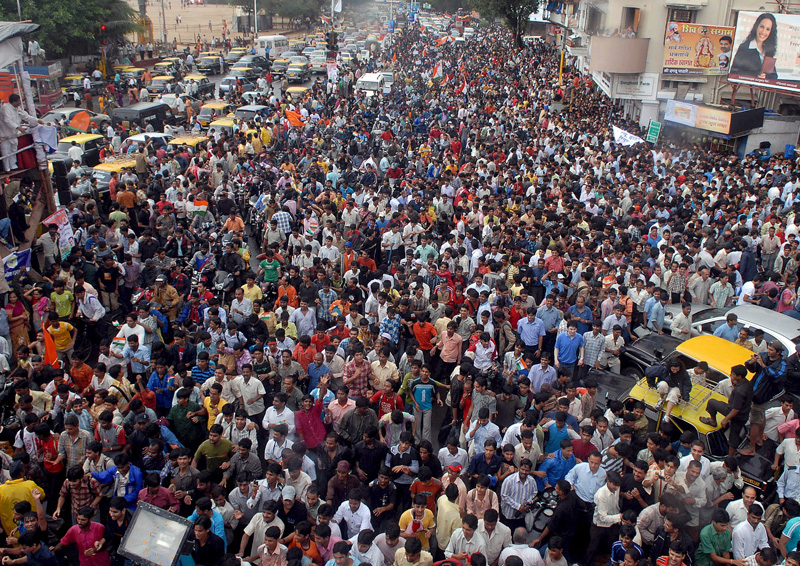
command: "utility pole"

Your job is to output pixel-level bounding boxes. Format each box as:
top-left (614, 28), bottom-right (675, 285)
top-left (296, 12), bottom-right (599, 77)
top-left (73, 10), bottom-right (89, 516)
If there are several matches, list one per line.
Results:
top-left (254, 0), bottom-right (258, 38)
top-left (161, 0), bottom-right (168, 47)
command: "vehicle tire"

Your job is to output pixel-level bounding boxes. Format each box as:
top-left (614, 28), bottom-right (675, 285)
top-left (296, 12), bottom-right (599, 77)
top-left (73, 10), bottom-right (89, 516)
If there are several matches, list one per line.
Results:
top-left (622, 366), bottom-right (644, 380)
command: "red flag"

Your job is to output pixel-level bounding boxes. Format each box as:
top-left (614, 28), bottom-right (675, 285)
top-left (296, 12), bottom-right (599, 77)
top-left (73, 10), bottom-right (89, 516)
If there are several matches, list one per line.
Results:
top-left (455, 78), bottom-right (468, 95)
top-left (43, 326), bottom-right (58, 368)
top-left (285, 109), bottom-right (305, 128)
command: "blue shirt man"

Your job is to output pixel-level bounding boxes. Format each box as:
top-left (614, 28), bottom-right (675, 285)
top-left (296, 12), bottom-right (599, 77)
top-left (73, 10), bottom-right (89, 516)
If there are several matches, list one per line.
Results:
top-left (535, 445), bottom-right (576, 490)
top-left (122, 337), bottom-right (150, 376)
top-left (187, 506), bottom-right (227, 551)
top-left (647, 297), bottom-right (667, 333)
top-left (517, 312), bottom-right (546, 349)
top-left (306, 360), bottom-right (330, 391)
top-left (565, 458), bottom-right (607, 503)
top-left (554, 325), bottom-right (584, 366)
top-left (713, 316), bottom-right (742, 342)
top-left (566, 302), bottom-right (593, 335)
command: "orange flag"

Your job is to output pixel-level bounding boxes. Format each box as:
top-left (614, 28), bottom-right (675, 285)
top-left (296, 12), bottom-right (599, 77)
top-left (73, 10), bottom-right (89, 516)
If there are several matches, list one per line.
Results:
top-left (392, 52), bottom-right (397, 64)
top-left (43, 326), bottom-right (58, 368)
top-left (285, 109), bottom-right (305, 128)
top-left (69, 111), bottom-right (91, 132)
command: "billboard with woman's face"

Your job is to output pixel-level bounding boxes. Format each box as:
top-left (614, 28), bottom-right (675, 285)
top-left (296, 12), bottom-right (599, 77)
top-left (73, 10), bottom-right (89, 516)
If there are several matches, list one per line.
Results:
top-left (729, 11), bottom-right (800, 93)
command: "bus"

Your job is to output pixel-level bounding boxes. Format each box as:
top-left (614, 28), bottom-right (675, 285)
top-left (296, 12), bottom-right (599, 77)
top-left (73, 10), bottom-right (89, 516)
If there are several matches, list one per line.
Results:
top-left (256, 35), bottom-right (289, 60)
top-left (0, 62), bottom-right (65, 116)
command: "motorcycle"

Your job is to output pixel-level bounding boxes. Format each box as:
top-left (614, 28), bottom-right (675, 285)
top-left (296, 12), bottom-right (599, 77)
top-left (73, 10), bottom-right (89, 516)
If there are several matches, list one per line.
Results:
top-left (525, 488), bottom-right (560, 538)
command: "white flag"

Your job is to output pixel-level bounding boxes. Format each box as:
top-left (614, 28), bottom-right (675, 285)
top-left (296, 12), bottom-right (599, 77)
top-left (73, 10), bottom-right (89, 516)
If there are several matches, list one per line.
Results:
top-left (612, 126), bottom-right (645, 147)
top-left (333, 0), bottom-right (342, 12)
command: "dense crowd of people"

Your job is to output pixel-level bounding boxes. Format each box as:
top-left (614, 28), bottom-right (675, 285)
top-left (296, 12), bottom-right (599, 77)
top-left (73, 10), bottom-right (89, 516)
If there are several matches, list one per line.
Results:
top-left (3, 15), bottom-right (800, 566)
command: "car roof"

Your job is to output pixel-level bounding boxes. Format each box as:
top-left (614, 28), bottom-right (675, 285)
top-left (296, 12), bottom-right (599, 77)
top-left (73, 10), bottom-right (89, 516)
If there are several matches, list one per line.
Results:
top-left (202, 102), bottom-right (230, 109)
top-left (151, 75), bottom-right (174, 80)
top-left (209, 119), bottom-right (235, 126)
top-left (59, 133), bottom-right (103, 143)
top-left (236, 105), bottom-right (268, 111)
top-left (169, 136), bottom-right (208, 145)
top-left (93, 158), bottom-right (137, 172)
top-left (126, 133), bottom-right (174, 143)
top-left (729, 304), bottom-right (800, 337)
top-left (628, 336), bottom-right (755, 433)
top-left (184, 74), bottom-right (207, 81)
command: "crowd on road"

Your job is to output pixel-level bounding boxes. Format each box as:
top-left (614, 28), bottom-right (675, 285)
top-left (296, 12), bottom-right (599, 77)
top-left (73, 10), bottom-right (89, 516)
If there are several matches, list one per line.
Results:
top-left (4, 16), bottom-right (800, 566)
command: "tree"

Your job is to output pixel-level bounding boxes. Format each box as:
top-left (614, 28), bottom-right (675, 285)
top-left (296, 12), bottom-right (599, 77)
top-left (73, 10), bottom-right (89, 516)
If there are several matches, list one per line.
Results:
top-left (275, 0), bottom-right (323, 21)
top-left (470, 0), bottom-right (538, 48)
top-left (0, 0), bottom-right (137, 57)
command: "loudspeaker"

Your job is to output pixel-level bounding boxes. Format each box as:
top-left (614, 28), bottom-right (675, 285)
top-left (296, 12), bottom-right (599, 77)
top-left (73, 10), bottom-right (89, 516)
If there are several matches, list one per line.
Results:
top-left (51, 159), bottom-right (68, 178)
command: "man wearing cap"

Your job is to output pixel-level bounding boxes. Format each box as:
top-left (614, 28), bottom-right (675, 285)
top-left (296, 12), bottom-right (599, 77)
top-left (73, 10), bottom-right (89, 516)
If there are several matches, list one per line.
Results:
top-left (278, 485), bottom-right (307, 539)
top-left (326, 460), bottom-right (361, 509)
top-left (153, 274), bottom-right (180, 321)
top-left (742, 341), bottom-right (787, 456)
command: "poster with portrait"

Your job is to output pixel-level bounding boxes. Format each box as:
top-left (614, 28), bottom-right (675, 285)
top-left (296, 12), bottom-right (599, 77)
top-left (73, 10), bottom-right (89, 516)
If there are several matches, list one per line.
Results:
top-left (729, 11), bottom-right (800, 93)
top-left (42, 209), bottom-right (75, 260)
top-left (662, 22), bottom-right (735, 76)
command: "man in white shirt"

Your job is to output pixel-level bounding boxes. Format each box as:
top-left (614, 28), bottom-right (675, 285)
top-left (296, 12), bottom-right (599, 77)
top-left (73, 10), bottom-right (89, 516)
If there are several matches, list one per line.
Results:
top-left (583, 470), bottom-right (623, 566)
top-left (725, 486), bottom-right (758, 529)
top-left (731, 503), bottom-right (769, 559)
top-left (499, 528), bottom-right (544, 566)
top-left (445, 514), bottom-right (487, 560)
top-left (764, 396), bottom-right (795, 442)
top-left (477, 510), bottom-right (512, 566)
top-left (678, 441), bottom-right (711, 479)
top-left (333, 489), bottom-right (373, 538)
top-left (0, 94), bottom-right (40, 172)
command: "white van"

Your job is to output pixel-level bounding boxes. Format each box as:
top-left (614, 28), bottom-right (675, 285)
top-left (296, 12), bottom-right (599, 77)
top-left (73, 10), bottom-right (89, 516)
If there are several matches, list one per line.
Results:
top-left (257, 35), bottom-right (289, 59)
top-left (355, 72), bottom-right (385, 96)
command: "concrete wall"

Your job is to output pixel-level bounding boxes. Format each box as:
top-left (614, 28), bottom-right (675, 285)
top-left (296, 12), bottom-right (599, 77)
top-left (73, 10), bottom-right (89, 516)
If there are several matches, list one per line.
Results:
top-left (739, 116), bottom-right (800, 155)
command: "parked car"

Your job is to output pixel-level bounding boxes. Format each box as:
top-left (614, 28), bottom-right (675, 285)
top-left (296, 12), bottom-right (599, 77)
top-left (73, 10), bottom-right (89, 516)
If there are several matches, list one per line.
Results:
top-left (271, 58), bottom-right (290, 76)
top-left (665, 304), bottom-right (800, 355)
top-left (309, 56), bottom-right (327, 75)
top-left (62, 75), bottom-right (104, 96)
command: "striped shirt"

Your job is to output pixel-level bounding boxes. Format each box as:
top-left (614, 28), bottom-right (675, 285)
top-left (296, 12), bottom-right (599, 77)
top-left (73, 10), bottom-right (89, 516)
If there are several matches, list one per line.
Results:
top-left (500, 471), bottom-right (538, 519)
top-left (582, 331), bottom-right (606, 366)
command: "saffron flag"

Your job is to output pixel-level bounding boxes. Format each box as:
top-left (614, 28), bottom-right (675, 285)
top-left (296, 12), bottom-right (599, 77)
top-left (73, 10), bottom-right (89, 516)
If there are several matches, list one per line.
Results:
top-left (69, 111), bottom-right (91, 132)
top-left (320, 15), bottom-right (331, 24)
top-left (455, 78), bottom-right (467, 95)
top-left (432, 62), bottom-right (443, 79)
top-left (392, 52), bottom-right (397, 64)
top-left (43, 326), bottom-right (58, 368)
top-left (285, 109), bottom-right (305, 128)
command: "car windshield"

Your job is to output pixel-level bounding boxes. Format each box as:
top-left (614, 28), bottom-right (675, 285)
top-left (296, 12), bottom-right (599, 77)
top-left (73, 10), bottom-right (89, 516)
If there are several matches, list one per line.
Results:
top-left (692, 307), bottom-right (730, 324)
top-left (56, 142), bottom-right (74, 152)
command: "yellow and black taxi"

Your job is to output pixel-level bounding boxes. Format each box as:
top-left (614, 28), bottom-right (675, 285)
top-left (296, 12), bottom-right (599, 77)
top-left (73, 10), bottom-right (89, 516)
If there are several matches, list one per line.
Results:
top-left (147, 75), bottom-right (176, 97)
top-left (167, 135), bottom-right (208, 154)
top-left (51, 133), bottom-right (105, 167)
top-left (183, 74), bottom-right (216, 98)
top-left (197, 54), bottom-right (222, 75)
top-left (593, 335), bottom-right (778, 499)
top-left (197, 102), bottom-right (233, 128)
top-left (271, 56), bottom-right (291, 77)
top-left (286, 62), bottom-right (310, 83)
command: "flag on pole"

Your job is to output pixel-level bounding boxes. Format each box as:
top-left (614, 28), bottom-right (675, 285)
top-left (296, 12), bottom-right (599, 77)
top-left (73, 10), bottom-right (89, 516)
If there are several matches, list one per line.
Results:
top-left (455, 77), bottom-right (467, 95)
top-left (320, 15), bottom-right (331, 24)
top-left (333, 0), bottom-right (342, 12)
top-left (432, 62), bottom-right (442, 79)
top-left (612, 126), bottom-right (645, 147)
top-left (285, 109), bottom-right (306, 128)
top-left (69, 111), bottom-right (91, 132)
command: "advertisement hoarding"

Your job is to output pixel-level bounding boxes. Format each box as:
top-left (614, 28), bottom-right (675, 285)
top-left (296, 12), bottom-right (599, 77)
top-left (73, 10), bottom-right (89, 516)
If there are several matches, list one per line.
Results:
top-left (664, 99), bottom-right (764, 137)
top-left (729, 11), bottom-right (800, 93)
top-left (662, 22), bottom-right (735, 75)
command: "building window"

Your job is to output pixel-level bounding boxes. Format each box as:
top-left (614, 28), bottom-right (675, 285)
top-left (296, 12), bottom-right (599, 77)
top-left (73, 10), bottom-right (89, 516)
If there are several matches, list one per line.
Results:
top-left (621, 7), bottom-right (640, 35)
top-left (669, 9), bottom-right (695, 23)
top-left (586, 6), bottom-right (604, 35)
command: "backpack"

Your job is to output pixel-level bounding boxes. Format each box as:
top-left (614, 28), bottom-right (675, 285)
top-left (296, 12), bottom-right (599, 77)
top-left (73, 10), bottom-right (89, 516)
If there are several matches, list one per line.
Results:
top-left (645, 364), bottom-right (667, 389)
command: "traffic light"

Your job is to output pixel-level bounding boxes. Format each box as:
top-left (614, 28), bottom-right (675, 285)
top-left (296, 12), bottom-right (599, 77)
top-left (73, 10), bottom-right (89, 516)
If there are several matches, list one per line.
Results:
top-left (326, 30), bottom-right (338, 51)
top-left (100, 24), bottom-right (108, 45)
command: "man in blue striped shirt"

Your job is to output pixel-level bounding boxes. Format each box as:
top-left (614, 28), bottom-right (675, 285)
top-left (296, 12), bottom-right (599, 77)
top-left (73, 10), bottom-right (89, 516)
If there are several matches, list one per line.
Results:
top-left (500, 458), bottom-right (538, 531)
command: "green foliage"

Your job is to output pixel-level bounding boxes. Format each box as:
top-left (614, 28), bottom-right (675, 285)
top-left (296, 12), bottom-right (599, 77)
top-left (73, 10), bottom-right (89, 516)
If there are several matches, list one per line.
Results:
top-left (0, 0), bottom-right (137, 57)
top-left (469, 0), bottom-right (538, 47)
top-left (227, 0), bottom-right (280, 18)
top-left (427, 0), bottom-right (469, 15)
